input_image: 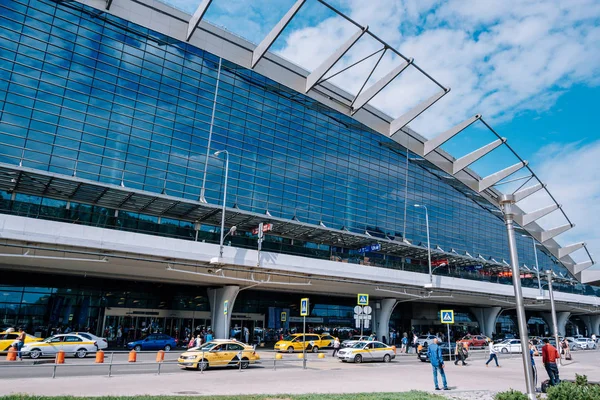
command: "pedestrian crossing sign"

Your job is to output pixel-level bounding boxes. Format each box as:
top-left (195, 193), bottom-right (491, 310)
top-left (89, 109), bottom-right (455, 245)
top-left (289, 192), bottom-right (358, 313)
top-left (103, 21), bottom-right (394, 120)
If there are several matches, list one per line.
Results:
top-left (357, 293), bottom-right (369, 306)
top-left (440, 310), bottom-right (454, 324)
top-left (281, 311), bottom-right (287, 322)
top-left (300, 298), bottom-right (309, 316)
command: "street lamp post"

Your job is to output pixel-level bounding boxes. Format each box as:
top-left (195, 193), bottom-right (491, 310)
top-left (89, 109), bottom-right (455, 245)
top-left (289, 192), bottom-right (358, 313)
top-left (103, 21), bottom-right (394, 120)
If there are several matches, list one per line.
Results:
top-left (414, 204), bottom-right (432, 287)
top-left (546, 269), bottom-right (561, 365)
top-left (522, 235), bottom-right (543, 298)
top-left (500, 194), bottom-right (536, 400)
top-left (214, 150), bottom-right (229, 260)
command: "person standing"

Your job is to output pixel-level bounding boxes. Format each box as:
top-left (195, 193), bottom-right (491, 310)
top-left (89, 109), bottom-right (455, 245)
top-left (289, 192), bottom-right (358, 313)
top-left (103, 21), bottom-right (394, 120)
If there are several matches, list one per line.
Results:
top-left (427, 338), bottom-right (449, 391)
top-left (485, 340), bottom-right (500, 367)
top-left (16, 328), bottom-right (26, 361)
top-left (529, 341), bottom-right (539, 390)
top-left (332, 337), bottom-right (340, 357)
top-left (542, 338), bottom-right (560, 386)
top-left (401, 333), bottom-right (408, 353)
top-left (454, 342), bottom-right (467, 366)
top-left (205, 330), bottom-right (213, 343)
top-left (244, 327), bottom-right (250, 344)
top-left (116, 326), bottom-right (123, 347)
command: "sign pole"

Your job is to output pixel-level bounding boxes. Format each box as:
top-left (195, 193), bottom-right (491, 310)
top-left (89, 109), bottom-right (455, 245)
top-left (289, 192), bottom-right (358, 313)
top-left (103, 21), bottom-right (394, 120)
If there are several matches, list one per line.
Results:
top-left (302, 315), bottom-right (306, 369)
top-left (447, 324), bottom-right (451, 362)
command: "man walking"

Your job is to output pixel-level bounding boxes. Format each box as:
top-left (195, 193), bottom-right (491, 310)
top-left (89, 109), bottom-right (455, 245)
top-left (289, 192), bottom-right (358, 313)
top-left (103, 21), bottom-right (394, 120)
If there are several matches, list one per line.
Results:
top-left (427, 338), bottom-right (449, 391)
top-left (332, 337), bottom-right (340, 357)
top-left (485, 340), bottom-right (500, 367)
top-left (542, 338), bottom-right (560, 386)
top-left (454, 342), bottom-right (467, 366)
top-left (16, 327), bottom-right (26, 361)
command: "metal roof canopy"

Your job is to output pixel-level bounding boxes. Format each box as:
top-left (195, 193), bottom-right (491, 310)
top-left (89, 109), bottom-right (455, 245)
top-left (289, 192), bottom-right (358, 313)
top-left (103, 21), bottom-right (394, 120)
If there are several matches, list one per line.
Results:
top-left (0, 163), bottom-right (562, 280)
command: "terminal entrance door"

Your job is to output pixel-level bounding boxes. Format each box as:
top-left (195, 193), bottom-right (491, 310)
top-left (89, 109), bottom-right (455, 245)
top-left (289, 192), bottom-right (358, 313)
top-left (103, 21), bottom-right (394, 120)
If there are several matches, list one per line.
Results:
top-left (229, 313), bottom-right (265, 345)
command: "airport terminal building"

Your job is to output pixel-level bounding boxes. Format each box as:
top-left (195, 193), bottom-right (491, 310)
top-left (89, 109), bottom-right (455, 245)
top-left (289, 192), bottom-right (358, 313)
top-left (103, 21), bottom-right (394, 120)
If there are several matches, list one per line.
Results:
top-left (0, 0), bottom-right (598, 344)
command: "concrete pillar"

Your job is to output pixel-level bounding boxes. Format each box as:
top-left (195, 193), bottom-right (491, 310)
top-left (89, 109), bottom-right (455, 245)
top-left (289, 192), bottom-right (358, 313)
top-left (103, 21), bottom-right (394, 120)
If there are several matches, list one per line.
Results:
top-left (543, 312), bottom-right (571, 336)
top-left (207, 286), bottom-right (239, 339)
top-left (592, 315), bottom-right (600, 336)
top-left (541, 313), bottom-right (553, 336)
top-left (582, 316), bottom-right (593, 337)
top-left (376, 298), bottom-right (398, 344)
top-left (470, 307), bottom-right (502, 338)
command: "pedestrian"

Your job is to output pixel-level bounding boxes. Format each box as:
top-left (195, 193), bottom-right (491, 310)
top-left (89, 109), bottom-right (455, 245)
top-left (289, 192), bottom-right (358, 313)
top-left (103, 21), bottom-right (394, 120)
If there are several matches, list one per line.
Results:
top-left (332, 337), bottom-right (340, 357)
top-left (195, 334), bottom-right (202, 347)
top-left (454, 342), bottom-right (467, 366)
top-left (15, 327), bottom-right (26, 361)
top-left (427, 338), bottom-right (449, 391)
top-left (244, 327), bottom-right (250, 344)
top-left (401, 333), bottom-right (408, 353)
top-left (529, 341), bottom-right (539, 390)
top-left (411, 333), bottom-right (418, 354)
top-left (205, 330), bottom-right (213, 343)
top-left (485, 340), bottom-right (500, 367)
top-left (542, 338), bottom-right (560, 386)
top-left (592, 333), bottom-right (597, 344)
top-left (116, 325), bottom-right (123, 347)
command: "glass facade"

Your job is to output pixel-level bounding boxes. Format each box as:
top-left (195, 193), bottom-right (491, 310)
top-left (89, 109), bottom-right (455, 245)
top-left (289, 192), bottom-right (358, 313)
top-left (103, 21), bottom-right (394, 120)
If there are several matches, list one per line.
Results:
top-left (0, 0), bottom-right (595, 296)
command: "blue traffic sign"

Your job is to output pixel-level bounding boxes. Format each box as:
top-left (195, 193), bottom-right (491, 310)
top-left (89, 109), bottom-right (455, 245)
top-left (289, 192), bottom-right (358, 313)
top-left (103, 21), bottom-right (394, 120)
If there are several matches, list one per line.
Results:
top-left (300, 298), bottom-right (309, 316)
top-left (440, 310), bottom-right (454, 324)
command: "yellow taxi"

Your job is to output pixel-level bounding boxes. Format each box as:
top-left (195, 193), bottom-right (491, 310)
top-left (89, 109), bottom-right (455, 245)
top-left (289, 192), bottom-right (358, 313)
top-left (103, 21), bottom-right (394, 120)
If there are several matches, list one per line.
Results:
top-left (0, 331), bottom-right (42, 352)
top-left (178, 339), bottom-right (260, 371)
top-left (274, 333), bottom-right (328, 353)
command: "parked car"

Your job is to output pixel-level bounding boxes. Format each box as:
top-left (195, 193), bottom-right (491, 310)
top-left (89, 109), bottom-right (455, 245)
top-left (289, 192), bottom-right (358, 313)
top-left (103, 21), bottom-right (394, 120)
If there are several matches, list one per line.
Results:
top-left (458, 335), bottom-right (489, 348)
top-left (274, 333), bottom-right (329, 353)
top-left (573, 337), bottom-right (596, 350)
top-left (21, 334), bottom-right (98, 359)
top-left (74, 332), bottom-right (108, 350)
top-left (178, 339), bottom-right (259, 370)
top-left (418, 342), bottom-right (456, 362)
top-left (337, 341), bottom-right (395, 363)
top-left (341, 335), bottom-right (369, 348)
top-left (0, 331), bottom-right (43, 352)
top-left (127, 333), bottom-right (177, 351)
top-left (416, 335), bottom-right (439, 347)
top-left (493, 339), bottom-right (523, 354)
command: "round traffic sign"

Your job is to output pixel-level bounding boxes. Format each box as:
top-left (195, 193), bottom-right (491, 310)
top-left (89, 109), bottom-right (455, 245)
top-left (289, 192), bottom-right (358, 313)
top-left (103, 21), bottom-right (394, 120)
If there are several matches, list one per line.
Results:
top-left (354, 305), bottom-right (363, 314)
top-left (363, 306), bottom-right (372, 315)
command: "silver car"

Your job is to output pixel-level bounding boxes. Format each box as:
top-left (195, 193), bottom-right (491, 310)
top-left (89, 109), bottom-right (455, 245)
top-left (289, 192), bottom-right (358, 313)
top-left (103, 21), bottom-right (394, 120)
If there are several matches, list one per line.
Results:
top-left (337, 341), bottom-right (396, 363)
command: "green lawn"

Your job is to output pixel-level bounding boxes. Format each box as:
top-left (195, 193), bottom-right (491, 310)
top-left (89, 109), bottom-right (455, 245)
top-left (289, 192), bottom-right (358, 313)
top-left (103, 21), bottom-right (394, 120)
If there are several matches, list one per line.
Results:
top-left (2, 393), bottom-right (443, 400)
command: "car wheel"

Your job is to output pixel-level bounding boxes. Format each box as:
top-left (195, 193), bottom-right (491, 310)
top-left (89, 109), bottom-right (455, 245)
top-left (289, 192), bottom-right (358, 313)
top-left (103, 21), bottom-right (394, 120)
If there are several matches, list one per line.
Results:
top-left (30, 349), bottom-right (42, 359)
top-left (420, 359), bottom-right (427, 362)
top-left (240, 358), bottom-right (249, 369)
top-left (75, 348), bottom-right (87, 358)
top-left (501, 348), bottom-right (508, 354)
top-left (134, 345), bottom-right (142, 352)
top-left (198, 359), bottom-right (208, 371)
top-left (383, 354), bottom-right (391, 363)
top-left (312, 346), bottom-right (319, 353)
top-left (287, 346), bottom-right (294, 353)
top-left (164, 345), bottom-right (171, 351)
top-left (354, 354), bottom-right (363, 363)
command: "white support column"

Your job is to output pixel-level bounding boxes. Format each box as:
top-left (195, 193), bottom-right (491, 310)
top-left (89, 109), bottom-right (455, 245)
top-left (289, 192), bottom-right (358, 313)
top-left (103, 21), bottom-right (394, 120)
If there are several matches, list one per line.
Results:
top-left (251, 0), bottom-right (306, 68)
top-left (423, 115), bottom-right (480, 155)
top-left (390, 89), bottom-right (449, 136)
top-left (477, 161), bottom-right (528, 192)
top-left (207, 286), bottom-right (240, 339)
top-left (513, 204), bottom-right (560, 227)
top-left (351, 59), bottom-right (412, 114)
top-left (452, 138), bottom-right (505, 174)
top-left (376, 298), bottom-right (398, 344)
top-left (556, 312), bottom-right (571, 336)
top-left (591, 315), bottom-right (600, 336)
top-left (573, 261), bottom-right (594, 274)
top-left (514, 183), bottom-right (545, 202)
top-left (582, 316), bottom-right (594, 337)
top-left (186, 0), bottom-right (213, 41)
top-left (470, 306), bottom-right (502, 338)
top-left (305, 27), bottom-right (367, 93)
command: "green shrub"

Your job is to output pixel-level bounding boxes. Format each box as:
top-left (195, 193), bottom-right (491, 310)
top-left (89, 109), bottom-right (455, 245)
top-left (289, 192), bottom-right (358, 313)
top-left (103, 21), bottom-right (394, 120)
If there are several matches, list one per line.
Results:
top-left (495, 389), bottom-right (529, 400)
top-left (575, 374), bottom-right (589, 386)
top-left (547, 380), bottom-right (600, 400)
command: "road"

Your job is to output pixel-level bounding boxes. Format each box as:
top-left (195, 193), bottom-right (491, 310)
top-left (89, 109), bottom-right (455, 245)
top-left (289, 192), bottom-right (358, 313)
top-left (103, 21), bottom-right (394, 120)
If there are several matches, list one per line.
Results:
top-left (1, 347), bottom-right (598, 399)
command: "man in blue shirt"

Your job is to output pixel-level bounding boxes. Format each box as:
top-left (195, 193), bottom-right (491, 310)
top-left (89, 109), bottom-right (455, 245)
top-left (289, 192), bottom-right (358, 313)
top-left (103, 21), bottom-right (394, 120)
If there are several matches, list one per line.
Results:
top-left (427, 338), bottom-right (449, 391)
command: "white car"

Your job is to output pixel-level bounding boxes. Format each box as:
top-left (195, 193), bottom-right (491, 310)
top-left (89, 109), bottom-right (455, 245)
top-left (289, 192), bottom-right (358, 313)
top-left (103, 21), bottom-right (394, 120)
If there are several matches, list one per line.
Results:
top-left (416, 335), bottom-right (439, 347)
top-left (574, 338), bottom-right (596, 350)
top-left (493, 339), bottom-right (523, 354)
top-left (21, 334), bottom-right (99, 359)
top-left (341, 335), bottom-right (369, 348)
top-left (337, 341), bottom-right (396, 363)
top-left (74, 332), bottom-right (108, 350)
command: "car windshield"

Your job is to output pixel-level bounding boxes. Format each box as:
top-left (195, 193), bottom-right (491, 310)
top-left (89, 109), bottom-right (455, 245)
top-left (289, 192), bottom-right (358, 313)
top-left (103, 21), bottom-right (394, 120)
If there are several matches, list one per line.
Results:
top-left (191, 342), bottom-right (218, 351)
top-left (351, 342), bottom-right (367, 349)
top-left (418, 336), bottom-right (429, 339)
top-left (281, 335), bottom-right (297, 341)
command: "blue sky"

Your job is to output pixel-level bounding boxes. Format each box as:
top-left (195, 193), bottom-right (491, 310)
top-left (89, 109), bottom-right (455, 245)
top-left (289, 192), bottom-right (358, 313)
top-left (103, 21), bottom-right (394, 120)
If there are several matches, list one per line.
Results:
top-left (163, 0), bottom-right (600, 266)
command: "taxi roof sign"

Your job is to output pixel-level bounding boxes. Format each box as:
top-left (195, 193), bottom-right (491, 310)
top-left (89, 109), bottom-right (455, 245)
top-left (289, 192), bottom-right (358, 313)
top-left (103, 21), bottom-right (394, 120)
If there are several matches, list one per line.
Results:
top-left (300, 298), bottom-right (309, 316)
top-left (357, 293), bottom-right (369, 306)
top-left (440, 310), bottom-right (454, 324)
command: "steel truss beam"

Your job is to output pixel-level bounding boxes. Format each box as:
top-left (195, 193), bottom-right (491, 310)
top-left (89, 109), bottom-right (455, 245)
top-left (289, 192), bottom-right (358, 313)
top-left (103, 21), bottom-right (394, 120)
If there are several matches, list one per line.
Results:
top-left (186, 0), bottom-right (213, 42)
top-left (513, 204), bottom-right (559, 227)
top-left (252, 0), bottom-right (306, 68)
top-left (423, 115), bottom-right (480, 155)
top-left (390, 89), bottom-right (449, 136)
top-left (305, 27), bottom-right (368, 93)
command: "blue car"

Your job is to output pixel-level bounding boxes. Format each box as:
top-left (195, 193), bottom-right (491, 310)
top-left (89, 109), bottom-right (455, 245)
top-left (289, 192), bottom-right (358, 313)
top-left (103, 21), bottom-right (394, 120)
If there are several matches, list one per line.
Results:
top-left (127, 333), bottom-right (177, 351)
